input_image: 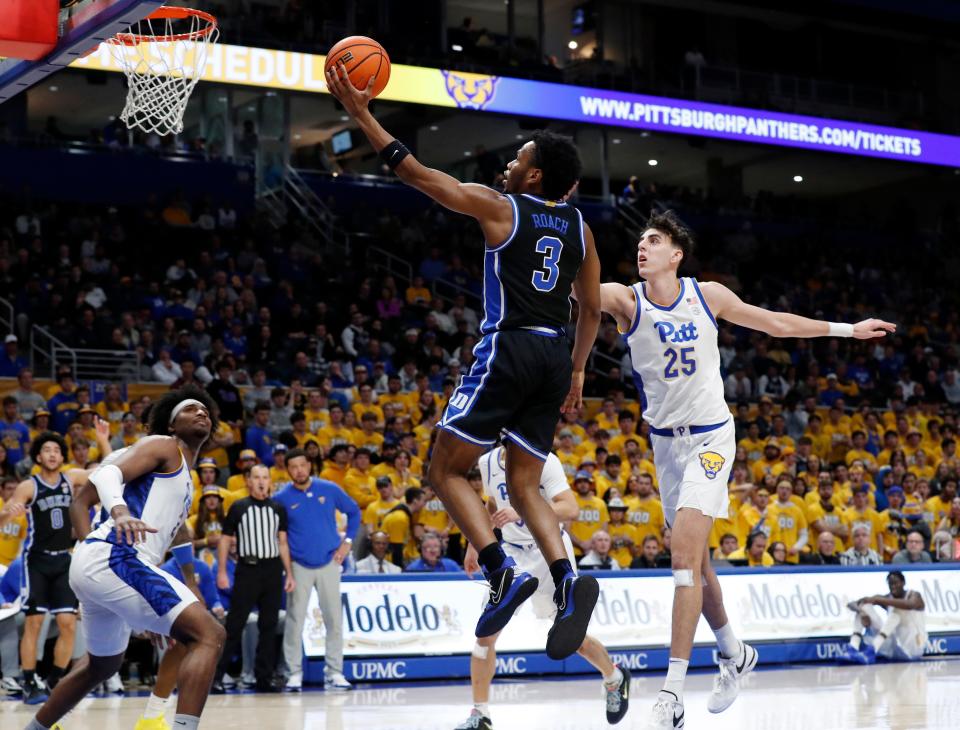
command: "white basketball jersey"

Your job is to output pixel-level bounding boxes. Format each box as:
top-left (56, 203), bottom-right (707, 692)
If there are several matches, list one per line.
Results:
top-left (892, 590), bottom-right (927, 639)
top-left (477, 447), bottom-right (569, 544)
top-left (623, 277), bottom-right (729, 429)
top-left (89, 450), bottom-right (194, 565)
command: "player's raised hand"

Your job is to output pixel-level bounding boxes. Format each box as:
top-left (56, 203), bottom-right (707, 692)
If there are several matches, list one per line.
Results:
top-left (561, 370), bottom-right (585, 414)
top-left (95, 416), bottom-right (110, 441)
top-left (114, 513), bottom-right (157, 546)
top-left (325, 61), bottom-right (376, 118)
top-left (2, 502), bottom-right (26, 519)
top-left (852, 319), bottom-right (896, 339)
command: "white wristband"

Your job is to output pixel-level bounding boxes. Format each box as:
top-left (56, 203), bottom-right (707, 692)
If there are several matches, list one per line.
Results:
top-left (89, 463), bottom-right (127, 513)
top-left (827, 322), bottom-right (854, 338)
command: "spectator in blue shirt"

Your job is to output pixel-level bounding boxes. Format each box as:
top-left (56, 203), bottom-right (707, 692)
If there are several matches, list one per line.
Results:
top-left (0, 557), bottom-right (23, 688)
top-left (47, 372), bottom-right (80, 434)
top-left (245, 402), bottom-right (275, 467)
top-left (160, 556), bottom-right (224, 619)
top-left (405, 534), bottom-right (462, 573)
top-left (0, 335), bottom-right (28, 378)
top-left (0, 397), bottom-right (30, 465)
top-left (274, 448), bottom-right (359, 692)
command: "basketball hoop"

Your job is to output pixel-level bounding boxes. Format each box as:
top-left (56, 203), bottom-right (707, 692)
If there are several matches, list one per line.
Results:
top-left (107, 6), bottom-right (218, 136)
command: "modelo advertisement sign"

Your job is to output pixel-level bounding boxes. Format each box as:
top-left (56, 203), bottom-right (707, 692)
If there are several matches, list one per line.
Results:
top-left (301, 565), bottom-right (960, 659)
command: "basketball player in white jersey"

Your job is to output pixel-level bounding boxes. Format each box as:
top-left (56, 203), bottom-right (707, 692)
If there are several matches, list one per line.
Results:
top-left (24, 387), bottom-right (226, 730)
top-left (593, 210), bottom-right (894, 729)
top-left (842, 571), bottom-right (926, 663)
top-left (456, 445), bottom-right (629, 730)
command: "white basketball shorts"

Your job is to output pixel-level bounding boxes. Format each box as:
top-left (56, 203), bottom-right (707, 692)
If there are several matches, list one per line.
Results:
top-left (69, 538), bottom-right (197, 657)
top-left (503, 532), bottom-right (577, 620)
top-left (652, 419), bottom-right (736, 526)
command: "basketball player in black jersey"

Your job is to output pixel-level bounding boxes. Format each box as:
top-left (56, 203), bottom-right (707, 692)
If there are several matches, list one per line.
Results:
top-left (329, 64), bottom-right (602, 659)
top-left (0, 432), bottom-right (81, 705)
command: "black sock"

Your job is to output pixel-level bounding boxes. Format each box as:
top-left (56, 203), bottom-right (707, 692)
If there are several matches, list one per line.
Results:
top-left (23, 669), bottom-right (35, 686)
top-left (48, 665), bottom-right (66, 688)
top-left (549, 558), bottom-right (574, 587)
top-left (478, 542), bottom-right (506, 574)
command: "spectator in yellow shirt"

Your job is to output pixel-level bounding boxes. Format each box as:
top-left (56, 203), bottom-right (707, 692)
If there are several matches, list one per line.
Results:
top-left (926, 476), bottom-right (957, 527)
top-left (903, 427), bottom-right (923, 460)
top-left (317, 404), bottom-right (355, 453)
top-left (0, 475), bottom-right (27, 567)
top-left (344, 448), bottom-right (378, 509)
top-left (623, 473), bottom-right (665, 547)
top-left (938, 437), bottom-right (960, 473)
top-left (555, 430), bottom-right (581, 479)
top-left (845, 431), bottom-right (878, 473)
top-left (320, 443), bottom-right (351, 487)
top-left (594, 454), bottom-right (627, 498)
top-left (750, 439), bottom-right (784, 484)
top-left (405, 275), bottom-right (431, 307)
top-left (769, 479), bottom-right (808, 563)
top-left (737, 487), bottom-right (773, 544)
top-left (605, 497), bottom-right (639, 568)
top-left (382, 487), bottom-right (427, 567)
top-left (557, 409), bottom-right (587, 446)
top-left (607, 410), bottom-right (641, 458)
top-left (805, 414), bottom-right (832, 461)
top-left (570, 472), bottom-right (609, 557)
top-left (418, 484), bottom-right (453, 538)
top-left (354, 412), bottom-right (385, 456)
top-left (94, 383), bottom-right (129, 436)
top-left (727, 532), bottom-right (774, 567)
top-left (844, 485), bottom-right (885, 557)
top-left (379, 375), bottom-right (412, 418)
top-left (363, 477), bottom-right (401, 532)
top-left (595, 398), bottom-right (619, 433)
top-left (352, 383), bottom-right (385, 429)
top-left (738, 422), bottom-right (765, 465)
top-left (302, 388), bottom-right (331, 434)
top-left (805, 476), bottom-right (851, 550)
top-left (909, 449), bottom-right (936, 482)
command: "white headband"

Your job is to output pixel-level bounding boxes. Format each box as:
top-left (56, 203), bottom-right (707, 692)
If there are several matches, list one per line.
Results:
top-left (169, 399), bottom-right (206, 425)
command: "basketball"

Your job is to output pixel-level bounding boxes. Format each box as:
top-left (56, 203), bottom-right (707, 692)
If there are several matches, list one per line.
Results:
top-left (324, 35), bottom-right (391, 98)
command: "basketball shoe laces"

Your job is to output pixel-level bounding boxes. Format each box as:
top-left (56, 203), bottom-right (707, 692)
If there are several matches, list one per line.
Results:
top-left (605, 679), bottom-right (623, 713)
top-left (650, 697), bottom-right (676, 724)
top-left (713, 655), bottom-right (738, 695)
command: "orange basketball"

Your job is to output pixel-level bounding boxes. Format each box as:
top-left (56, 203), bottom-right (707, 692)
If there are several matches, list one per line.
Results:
top-left (324, 36), bottom-right (391, 98)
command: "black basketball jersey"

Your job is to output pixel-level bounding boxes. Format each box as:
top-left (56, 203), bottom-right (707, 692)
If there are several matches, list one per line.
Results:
top-left (479, 194), bottom-right (586, 335)
top-left (26, 473), bottom-right (73, 554)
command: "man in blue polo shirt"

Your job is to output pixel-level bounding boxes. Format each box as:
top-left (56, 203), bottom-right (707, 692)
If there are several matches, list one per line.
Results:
top-left (274, 447), bottom-right (360, 693)
top-left (405, 533), bottom-right (462, 572)
top-left (245, 401), bottom-right (275, 467)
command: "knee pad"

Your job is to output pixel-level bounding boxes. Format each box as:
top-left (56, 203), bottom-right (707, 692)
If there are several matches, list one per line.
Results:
top-left (673, 569), bottom-right (695, 587)
top-left (472, 642), bottom-right (490, 659)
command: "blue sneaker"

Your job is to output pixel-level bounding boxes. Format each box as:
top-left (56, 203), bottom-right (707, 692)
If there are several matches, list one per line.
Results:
top-left (838, 643), bottom-right (862, 664)
top-left (475, 557), bottom-right (538, 638)
top-left (546, 573), bottom-right (599, 660)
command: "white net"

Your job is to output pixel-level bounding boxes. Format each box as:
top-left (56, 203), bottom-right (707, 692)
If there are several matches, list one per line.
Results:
top-left (108, 9), bottom-right (218, 136)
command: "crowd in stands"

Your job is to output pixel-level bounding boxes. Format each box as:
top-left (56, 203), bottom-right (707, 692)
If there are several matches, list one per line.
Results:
top-left (1, 168), bottom-right (959, 690)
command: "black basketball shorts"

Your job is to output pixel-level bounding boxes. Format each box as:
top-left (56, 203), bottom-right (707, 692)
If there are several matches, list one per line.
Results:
top-left (23, 551), bottom-right (78, 616)
top-left (439, 329), bottom-right (572, 459)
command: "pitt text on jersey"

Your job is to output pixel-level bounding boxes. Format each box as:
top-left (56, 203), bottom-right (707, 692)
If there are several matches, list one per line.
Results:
top-left (654, 321), bottom-right (699, 344)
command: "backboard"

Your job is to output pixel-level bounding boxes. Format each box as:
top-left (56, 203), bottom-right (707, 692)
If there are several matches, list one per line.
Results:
top-left (0, 0), bottom-right (163, 103)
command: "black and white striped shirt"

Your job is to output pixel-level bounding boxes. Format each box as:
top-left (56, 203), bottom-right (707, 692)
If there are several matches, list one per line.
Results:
top-left (222, 497), bottom-right (288, 560)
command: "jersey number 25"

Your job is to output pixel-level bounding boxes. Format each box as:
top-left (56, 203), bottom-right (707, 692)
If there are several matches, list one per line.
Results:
top-left (664, 347), bottom-right (696, 379)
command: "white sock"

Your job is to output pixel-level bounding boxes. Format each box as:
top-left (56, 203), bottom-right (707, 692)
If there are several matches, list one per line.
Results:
top-left (714, 623), bottom-right (741, 659)
top-left (662, 657), bottom-right (689, 701)
top-left (871, 633), bottom-right (887, 651)
top-left (25, 719), bottom-right (50, 730)
top-left (603, 666), bottom-right (623, 687)
top-left (172, 715), bottom-right (200, 730)
top-left (144, 693), bottom-right (170, 720)
top-left (474, 703), bottom-right (491, 718)
top-left (850, 633), bottom-right (863, 651)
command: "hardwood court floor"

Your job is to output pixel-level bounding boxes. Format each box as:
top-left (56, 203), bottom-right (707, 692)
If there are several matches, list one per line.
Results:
top-left (3, 658), bottom-right (958, 729)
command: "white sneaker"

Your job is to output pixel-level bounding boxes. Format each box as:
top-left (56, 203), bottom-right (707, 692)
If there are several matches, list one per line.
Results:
top-left (284, 671), bottom-right (302, 692)
top-left (221, 673), bottom-right (237, 689)
top-left (105, 673), bottom-right (124, 694)
top-left (708, 641), bottom-right (758, 713)
top-left (1, 676), bottom-right (22, 694)
top-left (646, 691), bottom-right (684, 729)
top-left (324, 671), bottom-right (352, 691)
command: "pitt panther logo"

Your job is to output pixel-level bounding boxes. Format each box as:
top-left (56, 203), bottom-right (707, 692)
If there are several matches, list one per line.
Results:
top-left (699, 451), bottom-right (725, 479)
top-left (655, 321), bottom-right (698, 344)
top-left (441, 70), bottom-right (500, 110)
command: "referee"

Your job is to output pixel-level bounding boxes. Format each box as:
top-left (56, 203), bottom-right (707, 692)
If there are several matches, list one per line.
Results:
top-left (215, 463), bottom-right (294, 692)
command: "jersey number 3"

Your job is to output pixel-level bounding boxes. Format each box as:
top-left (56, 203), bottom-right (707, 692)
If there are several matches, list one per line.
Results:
top-left (664, 347), bottom-right (696, 378)
top-left (532, 236), bottom-right (563, 292)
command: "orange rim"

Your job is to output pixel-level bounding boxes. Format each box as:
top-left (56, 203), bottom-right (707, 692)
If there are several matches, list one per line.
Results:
top-left (109, 6), bottom-right (217, 46)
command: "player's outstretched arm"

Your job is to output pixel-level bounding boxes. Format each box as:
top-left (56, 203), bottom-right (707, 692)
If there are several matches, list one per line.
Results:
top-left (700, 281), bottom-right (896, 339)
top-left (564, 223), bottom-right (602, 413)
top-left (68, 477), bottom-right (101, 540)
top-left (325, 63), bottom-right (511, 230)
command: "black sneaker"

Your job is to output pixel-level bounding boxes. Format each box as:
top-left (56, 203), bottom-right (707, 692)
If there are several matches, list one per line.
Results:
top-left (605, 665), bottom-right (631, 724)
top-left (546, 573), bottom-right (599, 660)
top-left (22, 678), bottom-right (48, 706)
